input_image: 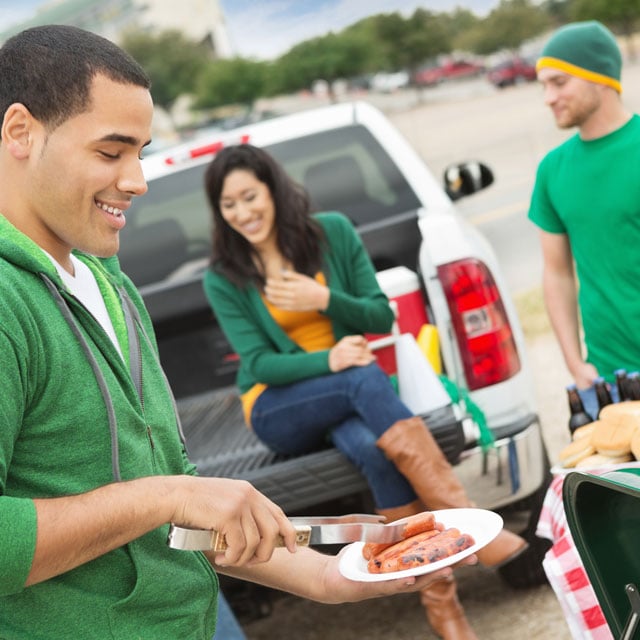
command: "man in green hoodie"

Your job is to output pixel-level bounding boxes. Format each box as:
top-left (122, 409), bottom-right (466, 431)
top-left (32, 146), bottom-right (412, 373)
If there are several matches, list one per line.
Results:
top-left (0, 24), bottom-right (466, 639)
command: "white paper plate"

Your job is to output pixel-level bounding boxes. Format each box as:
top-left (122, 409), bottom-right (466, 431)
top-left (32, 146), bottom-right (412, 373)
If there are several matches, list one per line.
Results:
top-left (551, 460), bottom-right (640, 477)
top-left (338, 508), bottom-right (503, 582)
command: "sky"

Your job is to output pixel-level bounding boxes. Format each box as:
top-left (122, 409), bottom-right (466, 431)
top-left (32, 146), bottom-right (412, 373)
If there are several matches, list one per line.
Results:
top-left (0, 0), bottom-right (502, 60)
top-left (218, 0), bottom-right (500, 59)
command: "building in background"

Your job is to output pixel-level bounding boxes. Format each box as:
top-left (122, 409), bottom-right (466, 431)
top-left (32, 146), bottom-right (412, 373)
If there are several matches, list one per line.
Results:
top-left (0, 0), bottom-right (233, 58)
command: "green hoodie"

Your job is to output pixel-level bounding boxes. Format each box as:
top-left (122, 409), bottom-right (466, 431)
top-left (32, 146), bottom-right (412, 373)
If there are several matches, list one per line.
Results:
top-left (0, 215), bottom-right (218, 639)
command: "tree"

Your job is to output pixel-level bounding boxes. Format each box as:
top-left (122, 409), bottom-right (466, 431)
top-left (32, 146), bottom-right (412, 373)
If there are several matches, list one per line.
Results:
top-left (540, 0), bottom-right (573, 26)
top-left (445, 8), bottom-right (482, 55)
top-left (353, 10), bottom-right (451, 75)
top-left (446, 7), bottom-right (482, 39)
top-left (462, 0), bottom-right (550, 54)
top-left (369, 12), bottom-right (411, 70)
top-left (272, 31), bottom-right (372, 100)
top-left (394, 9), bottom-right (451, 75)
top-left (121, 30), bottom-right (209, 114)
top-left (194, 58), bottom-right (269, 111)
top-left (341, 17), bottom-right (390, 72)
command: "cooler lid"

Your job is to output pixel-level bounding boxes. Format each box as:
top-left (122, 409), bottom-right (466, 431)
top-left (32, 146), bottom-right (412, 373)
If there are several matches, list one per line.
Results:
top-left (563, 468), bottom-right (640, 638)
top-left (375, 266), bottom-right (420, 298)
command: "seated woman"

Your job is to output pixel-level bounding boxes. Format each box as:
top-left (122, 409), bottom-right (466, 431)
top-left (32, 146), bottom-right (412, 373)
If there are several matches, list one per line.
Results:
top-left (202, 144), bottom-right (527, 640)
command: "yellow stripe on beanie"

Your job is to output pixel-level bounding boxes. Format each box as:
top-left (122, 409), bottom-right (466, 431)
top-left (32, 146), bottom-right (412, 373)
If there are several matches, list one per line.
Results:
top-left (536, 56), bottom-right (622, 93)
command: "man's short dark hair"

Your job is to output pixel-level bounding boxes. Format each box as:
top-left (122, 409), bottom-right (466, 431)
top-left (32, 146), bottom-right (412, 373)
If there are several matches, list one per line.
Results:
top-left (0, 24), bottom-right (151, 135)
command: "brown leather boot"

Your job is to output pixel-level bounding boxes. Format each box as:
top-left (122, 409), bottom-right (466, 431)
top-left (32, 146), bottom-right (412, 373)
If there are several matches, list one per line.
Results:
top-left (376, 416), bottom-right (474, 510)
top-left (420, 578), bottom-right (478, 640)
top-left (376, 417), bottom-right (527, 568)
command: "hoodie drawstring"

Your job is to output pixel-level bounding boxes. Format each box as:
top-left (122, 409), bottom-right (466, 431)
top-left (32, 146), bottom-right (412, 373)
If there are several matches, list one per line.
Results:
top-left (40, 273), bottom-right (122, 481)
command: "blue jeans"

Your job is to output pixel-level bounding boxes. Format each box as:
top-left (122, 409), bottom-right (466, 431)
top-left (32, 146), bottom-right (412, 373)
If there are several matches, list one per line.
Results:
top-left (213, 591), bottom-right (246, 640)
top-left (251, 363), bottom-right (417, 509)
top-left (577, 382), bottom-right (621, 421)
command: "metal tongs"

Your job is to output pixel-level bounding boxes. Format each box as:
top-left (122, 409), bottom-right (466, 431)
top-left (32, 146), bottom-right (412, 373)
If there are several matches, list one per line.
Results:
top-left (167, 513), bottom-right (406, 552)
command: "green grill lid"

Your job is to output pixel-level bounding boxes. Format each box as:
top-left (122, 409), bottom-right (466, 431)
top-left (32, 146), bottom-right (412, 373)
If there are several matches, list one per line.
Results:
top-left (563, 468), bottom-right (640, 639)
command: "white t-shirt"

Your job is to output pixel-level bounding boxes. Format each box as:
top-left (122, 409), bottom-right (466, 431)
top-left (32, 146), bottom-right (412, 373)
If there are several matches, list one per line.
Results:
top-left (43, 251), bottom-right (124, 359)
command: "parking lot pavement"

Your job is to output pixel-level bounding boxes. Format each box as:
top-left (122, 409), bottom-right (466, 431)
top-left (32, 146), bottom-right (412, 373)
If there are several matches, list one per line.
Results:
top-left (242, 563), bottom-right (572, 640)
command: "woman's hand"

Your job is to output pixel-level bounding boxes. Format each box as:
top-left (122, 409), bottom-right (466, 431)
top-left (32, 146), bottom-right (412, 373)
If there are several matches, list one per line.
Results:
top-left (329, 335), bottom-right (376, 372)
top-left (218, 544), bottom-right (478, 605)
top-left (264, 270), bottom-right (329, 311)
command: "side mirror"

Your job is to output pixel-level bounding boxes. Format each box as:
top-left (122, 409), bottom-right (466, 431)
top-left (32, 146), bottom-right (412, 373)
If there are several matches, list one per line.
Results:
top-left (444, 161), bottom-right (494, 201)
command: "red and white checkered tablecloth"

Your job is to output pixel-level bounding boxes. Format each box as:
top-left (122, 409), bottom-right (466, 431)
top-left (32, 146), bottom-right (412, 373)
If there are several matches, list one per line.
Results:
top-left (536, 473), bottom-right (614, 640)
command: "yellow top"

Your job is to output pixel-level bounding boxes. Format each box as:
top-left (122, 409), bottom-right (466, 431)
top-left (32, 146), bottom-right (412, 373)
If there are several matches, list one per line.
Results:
top-left (240, 273), bottom-right (334, 425)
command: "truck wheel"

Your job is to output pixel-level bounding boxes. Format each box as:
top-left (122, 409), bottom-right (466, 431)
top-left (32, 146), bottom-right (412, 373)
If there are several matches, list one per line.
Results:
top-left (498, 445), bottom-right (553, 589)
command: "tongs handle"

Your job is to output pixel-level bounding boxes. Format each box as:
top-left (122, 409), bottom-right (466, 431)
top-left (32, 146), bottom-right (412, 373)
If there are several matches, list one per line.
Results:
top-left (167, 514), bottom-right (386, 551)
top-left (167, 524), bottom-right (312, 552)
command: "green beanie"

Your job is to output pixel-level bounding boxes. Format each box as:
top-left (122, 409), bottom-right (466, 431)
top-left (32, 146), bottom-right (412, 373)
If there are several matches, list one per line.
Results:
top-left (536, 21), bottom-right (622, 93)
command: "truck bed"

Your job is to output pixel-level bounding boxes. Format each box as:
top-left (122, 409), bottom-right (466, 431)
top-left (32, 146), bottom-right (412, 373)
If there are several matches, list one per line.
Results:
top-left (178, 387), bottom-right (466, 513)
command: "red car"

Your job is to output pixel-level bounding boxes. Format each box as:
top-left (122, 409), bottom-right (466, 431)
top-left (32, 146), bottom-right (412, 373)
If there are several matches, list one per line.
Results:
top-left (487, 57), bottom-right (537, 88)
top-left (439, 60), bottom-right (484, 80)
top-left (415, 60), bottom-right (484, 87)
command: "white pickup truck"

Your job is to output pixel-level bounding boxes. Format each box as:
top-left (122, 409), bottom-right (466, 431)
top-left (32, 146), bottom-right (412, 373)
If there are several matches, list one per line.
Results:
top-left (118, 100), bottom-right (551, 591)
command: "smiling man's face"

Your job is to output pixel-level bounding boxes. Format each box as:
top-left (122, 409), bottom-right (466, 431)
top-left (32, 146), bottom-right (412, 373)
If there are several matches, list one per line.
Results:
top-left (22, 73), bottom-right (153, 269)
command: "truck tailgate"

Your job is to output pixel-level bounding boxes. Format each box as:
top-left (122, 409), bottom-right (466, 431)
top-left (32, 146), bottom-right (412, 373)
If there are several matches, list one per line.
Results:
top-left (178, 387), bottom-right (465, 513)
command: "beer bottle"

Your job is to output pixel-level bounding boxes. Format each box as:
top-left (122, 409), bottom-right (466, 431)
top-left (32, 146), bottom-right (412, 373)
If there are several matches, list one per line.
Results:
top-left (614, 368), bottom-right (630, 402)
top-left (627, 372), bottom-right (640, 401)
top-left (566, 384), bottom-right (593, 434)
top-left (594, 376), bottom-right (613, 417)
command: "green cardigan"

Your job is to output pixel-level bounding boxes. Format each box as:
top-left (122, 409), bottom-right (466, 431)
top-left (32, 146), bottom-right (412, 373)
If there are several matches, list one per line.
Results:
top-left (0, 215), bottom-right (218, 639)
top-left (203, 212), bottom-right (395, 393)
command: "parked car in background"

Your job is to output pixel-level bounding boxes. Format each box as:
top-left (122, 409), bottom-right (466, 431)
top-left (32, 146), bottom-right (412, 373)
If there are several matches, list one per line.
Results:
top-left (370, 70), bottom-right (410, 93)
top-left (413, 64), bottom-right (443, 87)
top-left (347, 73), bottom-right (373, 92)
top-left (415, 59), bottom-right (485, 87)
top-left (487, 57), bottom-right (537, 88)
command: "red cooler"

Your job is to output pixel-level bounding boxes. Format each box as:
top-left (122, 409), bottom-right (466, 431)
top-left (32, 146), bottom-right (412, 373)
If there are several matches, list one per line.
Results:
top-left (367, 266), bottom-right (430, 376)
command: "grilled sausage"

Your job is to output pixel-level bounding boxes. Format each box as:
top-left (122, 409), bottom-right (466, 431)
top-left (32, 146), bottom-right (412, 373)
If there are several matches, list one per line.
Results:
top-left (368, 527), bottom-right (475, 574)
top-left (402, 511), bottom-right (438, 537)
top-left (367, 528), bottom-right (442, 572)
top-left (362, 511), bottom-right (438, 560)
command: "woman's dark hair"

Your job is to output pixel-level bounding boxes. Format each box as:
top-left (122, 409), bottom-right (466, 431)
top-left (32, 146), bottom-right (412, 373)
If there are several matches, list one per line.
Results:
top-left (0, 25), bottom-right (150, 137)
top-left (204, 144), bottom-right (326, 287)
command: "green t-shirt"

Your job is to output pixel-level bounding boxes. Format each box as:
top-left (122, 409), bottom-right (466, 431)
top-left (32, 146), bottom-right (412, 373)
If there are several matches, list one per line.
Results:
top-left (528, 114), bottom-right (640, 380)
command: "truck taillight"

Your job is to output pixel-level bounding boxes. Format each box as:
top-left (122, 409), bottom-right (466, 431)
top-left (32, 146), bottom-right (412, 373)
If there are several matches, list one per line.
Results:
top-left (437, 258), bottom-right (520, 390)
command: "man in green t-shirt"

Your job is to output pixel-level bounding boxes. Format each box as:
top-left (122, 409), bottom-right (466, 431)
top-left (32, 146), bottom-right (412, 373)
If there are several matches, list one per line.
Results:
top-left (528, 21), bottom-right (640, 419)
